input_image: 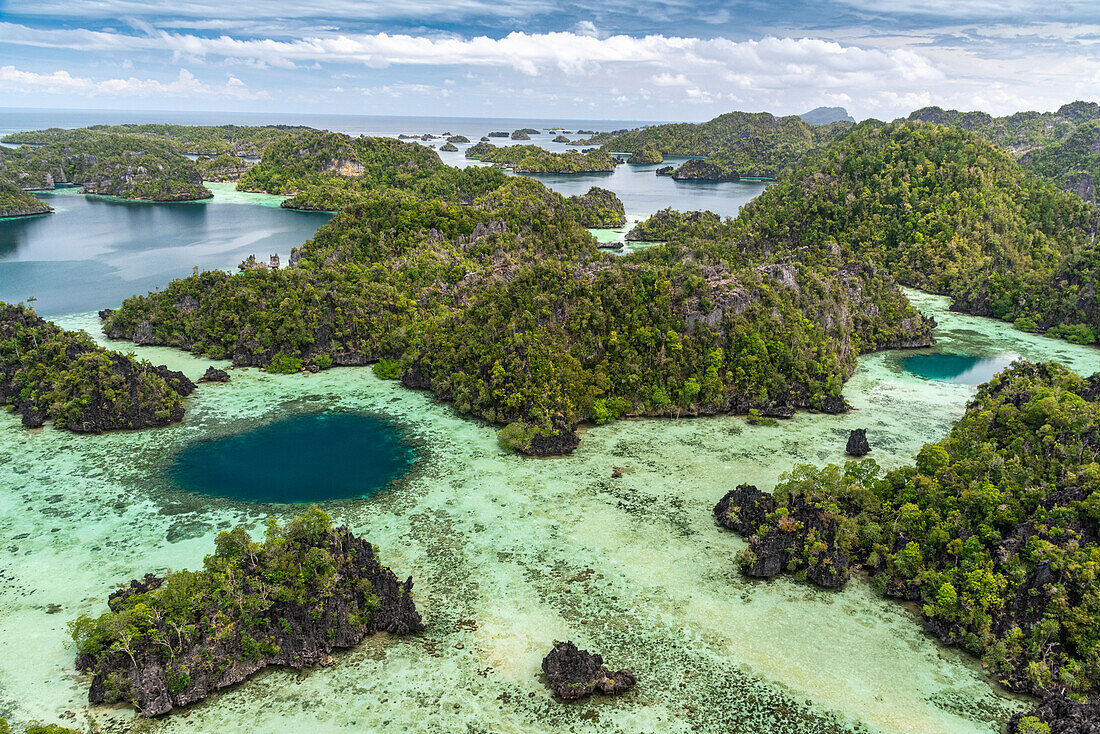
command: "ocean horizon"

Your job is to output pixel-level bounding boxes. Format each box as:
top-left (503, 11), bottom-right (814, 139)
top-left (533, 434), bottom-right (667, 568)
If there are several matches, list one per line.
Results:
top-left (0, 106), bottom-right (668, 141)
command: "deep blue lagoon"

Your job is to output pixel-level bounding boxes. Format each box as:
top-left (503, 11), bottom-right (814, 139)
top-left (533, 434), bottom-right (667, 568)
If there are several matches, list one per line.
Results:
top-left (168, 412), bottom-right (418, 503)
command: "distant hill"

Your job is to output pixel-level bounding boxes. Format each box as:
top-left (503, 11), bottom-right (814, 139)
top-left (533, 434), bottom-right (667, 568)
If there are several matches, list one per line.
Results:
top-left (799, 107), bottom-right (855, 125)
top-left (908, 100), bottom-right (1100, 202)
top-left (906, 101), bottom-right (1100, 155)
top-left (595, 111), bottom-right (853, 178)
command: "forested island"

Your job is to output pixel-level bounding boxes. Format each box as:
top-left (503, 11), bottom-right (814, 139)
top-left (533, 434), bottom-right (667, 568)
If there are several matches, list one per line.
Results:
top-left (715, 361), bottom-right (1100, 728)
top-left (98, 127), bottom-right (934, 454)
top-left (464, 143), bottom-right (617, 173)
top-left (626, 145), bottom-right (663, 165)
top-left (0, 131), bottom-right (212, 201)
top-left (799, 106), bottom-right (856, 125)
top-left (669, 157), bottom-right (740, 181)
top-left (564, 186), bottom-right (626, 228)
top-left (70, 509), bottom-right (422, 716)
top-left (629, 121), bottom-right (1100, 345)
top-left (1, 123), bottom-right (312, 157)
top-left (3, 101), bottom-right (1100, 734)
top-left (592, 111), bottom-right (854, 178)
top-left (194, 153), bottom-right (252, 182)
top-left (0, 303), bottom-right (193, 431)
top-left (0, 179), bottom-right (51, 217)
top-left (909, 101), bottom-right (1100, 203)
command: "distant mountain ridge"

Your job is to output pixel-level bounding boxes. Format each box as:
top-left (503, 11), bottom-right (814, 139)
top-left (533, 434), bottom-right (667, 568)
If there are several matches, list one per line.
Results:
top-left (799, 106), bottom-right (855, 125)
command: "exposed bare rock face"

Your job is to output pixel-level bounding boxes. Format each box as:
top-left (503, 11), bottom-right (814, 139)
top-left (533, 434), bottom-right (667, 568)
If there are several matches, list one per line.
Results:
top-left (714, 483), bottom-right (851, 588)
top-left (1008, 695), bottom-right (1100, 734)
top-left (542, 641), bottom-right (636, 700)
top-left (846, 428), bottom-right (870, 456)
top-left (198, 366), bottom-right (230, 383)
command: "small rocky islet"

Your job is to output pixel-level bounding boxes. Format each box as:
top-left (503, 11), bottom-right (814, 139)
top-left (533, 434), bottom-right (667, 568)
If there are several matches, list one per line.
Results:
top-left (541, 641), bottom-right (636, 699)
top-left (72, 510), bottom-right (423, 716)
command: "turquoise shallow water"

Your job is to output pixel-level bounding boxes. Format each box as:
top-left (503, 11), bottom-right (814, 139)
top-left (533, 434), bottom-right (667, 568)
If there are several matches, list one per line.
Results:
top-left (901, 353), bottom-right (1016, 385)
top-left (0, 294), bottom-right (1096, 734)
top-left (167, 411), bottom-right (418, 504)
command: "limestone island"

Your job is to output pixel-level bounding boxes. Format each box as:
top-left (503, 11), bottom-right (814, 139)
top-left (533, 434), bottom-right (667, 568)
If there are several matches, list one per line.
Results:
top-left (0, 179), bottom-right (52, 218)
top-left (96, 120), bottom-right (1099, 462)
top-left (626, 145), bottom-right (663, 165)
top-left (71, 509), bottom-right (423, 716)
top-left (1, 302), bottom-right (194, 432)
top-left (564, 186), bottom-right (626, 228)
top-left (0, 130), bottom-right (212, 201)
top-left (465, 144), bottom-right (617, 173)
top-left (670, 157), bottom-right (740, 181)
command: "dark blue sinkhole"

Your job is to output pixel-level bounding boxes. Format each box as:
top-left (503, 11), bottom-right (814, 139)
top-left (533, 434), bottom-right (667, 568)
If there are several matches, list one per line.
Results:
top-left (168, 412), bottom-right (418, 503)
top-left (901, 353), bottom-right (1015, 385)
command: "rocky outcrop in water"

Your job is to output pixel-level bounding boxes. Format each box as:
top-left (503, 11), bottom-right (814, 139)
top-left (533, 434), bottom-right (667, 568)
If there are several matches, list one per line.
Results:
top-left (542, 641), bottom-right (636, 699)
top-left (524, 428), bottom-right (581, 456)
top-left (511, 130), bottom-right (531, 141)
top-left (655, 165), bottom-right (674, 176)
top-left (846, 428), bottom-right (869, 456)
top-left (21, 406), bottom-right (45, 428)
top-left (151, 365), bottom-right (196, 397)
top-left (199, 366), bottom-right (230, 383)
top-left (440, 142), bottom-right (459, 152)
top-left (1009, 695), bottom-right (1100, 733)
top-left (75, 514), bottom-right (423, 717)
top-left (714, 484), bottom-right (851, 587)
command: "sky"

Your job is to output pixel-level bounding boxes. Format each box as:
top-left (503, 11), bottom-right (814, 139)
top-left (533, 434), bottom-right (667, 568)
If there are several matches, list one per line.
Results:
top-left (1, 0), bottom-right (1100, 121)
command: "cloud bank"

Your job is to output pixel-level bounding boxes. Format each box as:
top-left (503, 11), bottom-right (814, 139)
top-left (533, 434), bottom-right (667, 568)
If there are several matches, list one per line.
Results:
top-left (0, 0), bottom-right (1098, 119)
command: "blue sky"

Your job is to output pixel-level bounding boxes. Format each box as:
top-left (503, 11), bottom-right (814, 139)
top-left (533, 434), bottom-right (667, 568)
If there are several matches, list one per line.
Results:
top-left (1, 0), bottom-right (1099, 120)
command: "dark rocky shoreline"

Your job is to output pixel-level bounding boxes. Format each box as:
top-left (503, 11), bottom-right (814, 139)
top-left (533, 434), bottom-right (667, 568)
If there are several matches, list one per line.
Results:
top-left (76, 521), bottom-right (423, 717)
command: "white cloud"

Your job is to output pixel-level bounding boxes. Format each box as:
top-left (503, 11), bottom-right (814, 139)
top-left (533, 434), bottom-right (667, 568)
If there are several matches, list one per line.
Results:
top-left (1, 0), bottom-right (559, 23)
top-left (652, 72), bottom-right (689, 86)
top-left (0, 23), bottom-right (939, 85)
top-left (1, 15), bottom-right (1098, 119)
top-left (0, 65), bottom-right (267, 99)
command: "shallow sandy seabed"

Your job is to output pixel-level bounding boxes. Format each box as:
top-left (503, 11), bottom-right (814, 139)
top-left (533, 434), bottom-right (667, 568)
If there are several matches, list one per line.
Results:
top-left (0, 292), bottom-right (1097, 734)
